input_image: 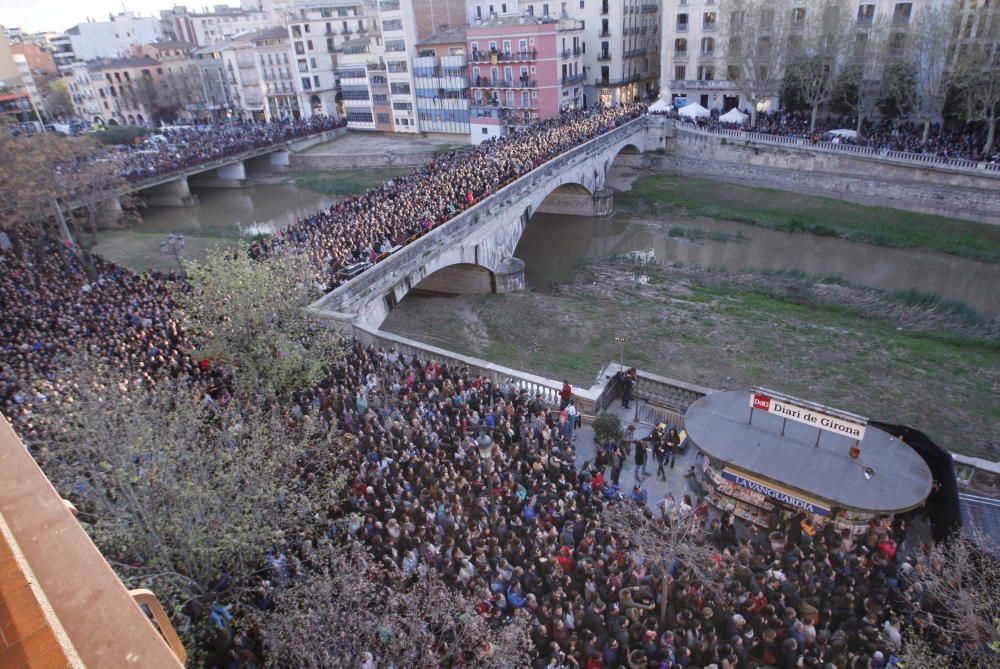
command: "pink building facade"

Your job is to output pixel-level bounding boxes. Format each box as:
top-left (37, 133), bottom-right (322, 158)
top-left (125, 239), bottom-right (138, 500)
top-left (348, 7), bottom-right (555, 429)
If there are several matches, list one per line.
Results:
top-left (467, 15), bottom-right (583, 144)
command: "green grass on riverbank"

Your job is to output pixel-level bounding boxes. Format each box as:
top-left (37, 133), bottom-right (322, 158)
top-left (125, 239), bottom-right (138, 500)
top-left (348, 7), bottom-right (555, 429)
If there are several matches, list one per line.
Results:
top-left (382, 262), bottom-right (1000, 459)
top-left (618, 175), bottom-right (1000, 264)
top-left (290, 168), bottom-right (411, 198)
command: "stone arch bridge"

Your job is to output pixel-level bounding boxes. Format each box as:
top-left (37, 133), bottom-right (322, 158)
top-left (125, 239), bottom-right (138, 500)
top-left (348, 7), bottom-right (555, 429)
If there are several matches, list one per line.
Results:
top-left (311, 116), bottom-right (666, 329)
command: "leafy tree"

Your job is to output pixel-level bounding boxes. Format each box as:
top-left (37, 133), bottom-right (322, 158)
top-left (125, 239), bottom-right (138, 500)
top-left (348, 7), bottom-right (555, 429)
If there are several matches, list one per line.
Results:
top-left (882, 4), bottom-right (958, 142)
top-left (41, 77), bottom-right (73, 119)
top-left (177, 250), bottom-right (344, 400)
top-left (951, 2), bottom-right (1000, 154)
top-left (832, 16), bottom-right (892, 135)
top-left (0, 132), bottom-right (126, 259)
top-left (91, 125), bottom-right (151, 145)
top-left (29, 364), bottom-right (344, 654)
top-left (783, 1), bottom-right (855, 132)
top-left (262, 542), bottom-right (533, 668)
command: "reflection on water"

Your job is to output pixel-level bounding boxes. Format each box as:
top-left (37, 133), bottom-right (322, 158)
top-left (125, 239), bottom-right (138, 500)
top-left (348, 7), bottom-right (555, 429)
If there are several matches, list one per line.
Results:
top-left (139, 182), bottom-right (334, 239)
top-left (515, 213), bottom-right (1000, 317)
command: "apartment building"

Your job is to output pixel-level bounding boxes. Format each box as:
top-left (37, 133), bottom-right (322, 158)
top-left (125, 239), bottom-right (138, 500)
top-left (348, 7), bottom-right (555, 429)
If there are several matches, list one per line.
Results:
top-left (82, 56), bottom-right (161, 126)
top-left (191, 46), bottom-right (240, 121)
top-left (467, 14), bottom-right (584, 143)
top-left (64, 61), bottom-right (103, 123)
top-left (659, 0), bottom-right (944, 114)
top-left (378, 0), bottom-right (421, 132)
top-left (65, 12), bottom-right (164, 61)
top-left (285, 1), bottom-right (372, 120)
top-left (414, 27), bottom-right (471, 135)
top-left (161, 6), bottom-right (275, 46)
top-left (219, 27), bottom-right (298, 121)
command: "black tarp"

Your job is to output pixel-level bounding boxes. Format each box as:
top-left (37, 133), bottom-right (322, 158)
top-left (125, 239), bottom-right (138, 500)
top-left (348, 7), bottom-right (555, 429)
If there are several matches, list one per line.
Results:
top-left (870, 421), bottom-right (962, 542)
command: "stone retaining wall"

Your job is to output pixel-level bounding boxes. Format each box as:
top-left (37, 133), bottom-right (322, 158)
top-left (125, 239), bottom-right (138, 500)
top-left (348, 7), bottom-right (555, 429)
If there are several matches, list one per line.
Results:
top-left (662, 130), bottom-right (1000, 225)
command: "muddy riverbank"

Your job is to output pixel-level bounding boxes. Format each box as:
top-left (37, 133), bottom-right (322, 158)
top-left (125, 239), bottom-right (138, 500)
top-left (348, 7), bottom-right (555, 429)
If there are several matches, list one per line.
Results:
top-left (384, 260), bottom-right (999, 460)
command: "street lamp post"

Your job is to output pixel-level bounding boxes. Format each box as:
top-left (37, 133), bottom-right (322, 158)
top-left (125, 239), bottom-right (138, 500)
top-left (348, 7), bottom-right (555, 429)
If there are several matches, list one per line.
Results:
top-left (160, 233), bottom-right (186, 276)
top-left (614, 334), bottom-right (627, 372)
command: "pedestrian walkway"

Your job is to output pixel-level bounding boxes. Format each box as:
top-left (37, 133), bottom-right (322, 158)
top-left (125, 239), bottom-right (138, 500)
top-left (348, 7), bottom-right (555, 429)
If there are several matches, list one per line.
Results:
top-left (572, 401), bottom-right (700, 513)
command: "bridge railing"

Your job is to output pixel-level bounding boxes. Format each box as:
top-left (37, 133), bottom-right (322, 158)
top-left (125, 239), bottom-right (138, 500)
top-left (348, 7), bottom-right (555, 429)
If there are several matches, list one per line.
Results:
top-left (124, 126), bottom-right (345, 191)
top-left (311, 115), bottom-right (648, 316)
top-left (350, 320), bottom-right (710, 425)
top-left (673, 122), bottom-right (1000, 176)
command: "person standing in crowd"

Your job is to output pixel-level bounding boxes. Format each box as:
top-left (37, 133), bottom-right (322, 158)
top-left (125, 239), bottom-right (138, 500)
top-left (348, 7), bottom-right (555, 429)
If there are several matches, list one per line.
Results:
top-left (666, 426), bottom-right (681, 469)
top-left (621, 369), bottom-right (634, 409)
top-left (633, 430), bottom-right (647, 482)
top-left (560, 380), bottom-right (572, 409)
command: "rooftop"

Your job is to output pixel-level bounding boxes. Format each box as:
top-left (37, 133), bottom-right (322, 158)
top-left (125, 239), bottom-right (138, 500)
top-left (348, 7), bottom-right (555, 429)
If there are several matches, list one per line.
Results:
top-left (417, 25), bottom-right (469, 47)
top-left (684, 390), bottom-right (934, 513)
top-left (85, 56), bottom-right (160, 71)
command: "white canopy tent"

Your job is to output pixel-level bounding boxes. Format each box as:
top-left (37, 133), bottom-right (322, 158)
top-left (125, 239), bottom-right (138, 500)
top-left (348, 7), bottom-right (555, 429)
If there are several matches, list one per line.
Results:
top-left (719, 108), bottom-right (748, 124)
top-left (677, 102), bottom-right (710, 119)
top-left (648, 98), bottom-right (671, 113)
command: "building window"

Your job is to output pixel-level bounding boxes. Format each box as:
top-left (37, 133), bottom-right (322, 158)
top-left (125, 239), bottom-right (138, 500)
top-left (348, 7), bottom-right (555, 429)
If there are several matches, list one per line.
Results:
top-left (301, 77), bottom-right (312, 90)
top-left (377, 112), bottom-right (390, 124)
top-left (373, 93), bottom-right (388, 104)
top-left (346, 110), bottom-right (374, 122)
top-left (675, 65), bottom-right (685, 80)
top-left (857, 4), bottom-right (875, 25)
top-left (382, 19), bottom-right (403, 31)
top-left (676, 13), bottom-right (688, 31)
top-left (893, 3), bottom-right (912, 24)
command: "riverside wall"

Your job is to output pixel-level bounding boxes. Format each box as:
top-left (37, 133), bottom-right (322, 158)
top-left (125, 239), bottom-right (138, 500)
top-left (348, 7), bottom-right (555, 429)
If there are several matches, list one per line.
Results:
top-left (658, 129), bottom-right (1000, 225)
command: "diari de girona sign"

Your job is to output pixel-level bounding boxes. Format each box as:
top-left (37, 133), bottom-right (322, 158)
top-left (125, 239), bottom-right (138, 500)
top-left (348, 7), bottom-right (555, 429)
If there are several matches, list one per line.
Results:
top-left (750, 392), bottom-right (867, 441)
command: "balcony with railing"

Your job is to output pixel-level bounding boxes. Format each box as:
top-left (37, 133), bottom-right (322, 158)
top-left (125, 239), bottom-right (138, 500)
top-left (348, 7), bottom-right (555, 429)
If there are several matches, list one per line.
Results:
top-left (561, 47), bottom-right (583, 58)
top-left (598, 52), bottom-right (612, 61)
top-left (469, 49), bottom-right (537, 62)
top-left (562, 72), bottom-right (585, 85)
top-left (594, 73), bottom-right (641, 87)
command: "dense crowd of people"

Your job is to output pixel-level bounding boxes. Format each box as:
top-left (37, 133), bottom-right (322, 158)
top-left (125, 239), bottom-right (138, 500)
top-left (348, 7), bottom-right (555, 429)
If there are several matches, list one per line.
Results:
top-left (0, 102), bottom-right (975, 668)
top-left (250, 104), bottom-right (645, 287)
top-left (669, 109), bottom-right (1000, 164)
top-left (114, 116), bottom-right (345, 182)
top-left (246, 343), bottom-right (930, 669)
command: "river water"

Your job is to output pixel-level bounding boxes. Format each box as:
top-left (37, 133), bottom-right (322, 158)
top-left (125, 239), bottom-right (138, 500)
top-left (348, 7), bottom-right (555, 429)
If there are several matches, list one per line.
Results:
top-left (515, 213), bottom-right (1000, 316)
top-left (99, 175), bottom-right (999, 317)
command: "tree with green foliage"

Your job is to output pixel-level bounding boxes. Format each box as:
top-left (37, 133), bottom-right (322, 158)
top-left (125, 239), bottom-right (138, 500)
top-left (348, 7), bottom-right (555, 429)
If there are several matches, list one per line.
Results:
top-left (41, 77), bottom-right (73, 120)
top-left (177, 250), bottom-right (343, 400)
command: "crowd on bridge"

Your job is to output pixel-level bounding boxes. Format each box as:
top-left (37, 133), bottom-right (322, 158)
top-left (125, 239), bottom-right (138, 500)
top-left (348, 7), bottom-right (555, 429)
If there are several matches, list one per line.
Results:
top-left (667, 109), bottom-right (1000, 164)
top-left (250, 103), bottom-right (645, 287)
top-left (113, 115), bottom-right (345, 183)
top-left (0, 101), bottom-right (975, 668)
